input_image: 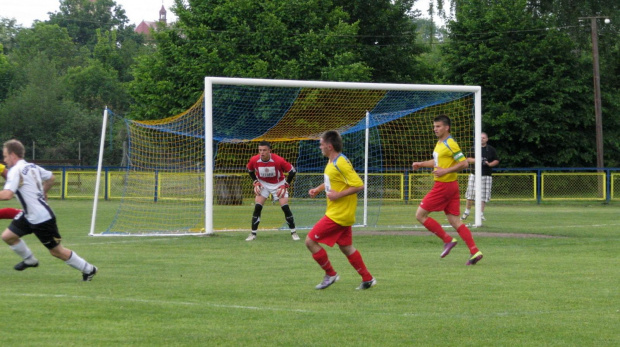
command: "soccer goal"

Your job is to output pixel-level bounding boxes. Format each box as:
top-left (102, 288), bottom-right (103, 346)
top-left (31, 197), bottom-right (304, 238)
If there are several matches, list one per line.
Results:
top-left (90, 78), bottom-right (483, 236)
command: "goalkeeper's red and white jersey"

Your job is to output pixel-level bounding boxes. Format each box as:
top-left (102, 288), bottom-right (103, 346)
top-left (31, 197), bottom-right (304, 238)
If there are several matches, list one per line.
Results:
top-left (247, 153), bottom-right (294, 185)
top-left (4, 159), bottom-right (55, 224)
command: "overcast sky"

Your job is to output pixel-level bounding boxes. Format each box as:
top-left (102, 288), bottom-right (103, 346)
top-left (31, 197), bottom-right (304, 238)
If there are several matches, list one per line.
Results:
top-left (1, 0), bottom-right (434, 28)
top-left (1, 0), bottom-right (178, 27)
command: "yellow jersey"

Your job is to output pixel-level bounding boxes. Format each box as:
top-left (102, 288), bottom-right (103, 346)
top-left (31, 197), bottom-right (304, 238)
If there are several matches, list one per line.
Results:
top-left (0, 163), bottom-right (5, 176)
top-left (432, 136), bottom-right (466, 182)
top-left (323, 154), bottom-right (363, 226)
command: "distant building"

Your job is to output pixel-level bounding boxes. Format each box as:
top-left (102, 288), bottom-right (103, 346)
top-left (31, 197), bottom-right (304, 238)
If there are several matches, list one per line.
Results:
top-left (135, 5), bottom-right (167, 36)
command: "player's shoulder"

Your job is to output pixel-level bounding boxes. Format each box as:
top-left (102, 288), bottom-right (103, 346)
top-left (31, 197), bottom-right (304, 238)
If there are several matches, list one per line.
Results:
top-left (12, 159), bottom-right (27, 169)
top-left (247, 154), bottom-right (261, 164)
top-left (271, 153), bottom-right (292, 165)
top-left (446, 136), bottom-right (460, 145)
top-left (6, 160), bottom-right (29, 177)
top-left (447, 137), bottom-right (463, 149)
top-left (439, 136), bottom-right (460, 149)
top-left (270, 153), bottom-right (285, 161)
top-left (334, 154), bottom-right (354, 168)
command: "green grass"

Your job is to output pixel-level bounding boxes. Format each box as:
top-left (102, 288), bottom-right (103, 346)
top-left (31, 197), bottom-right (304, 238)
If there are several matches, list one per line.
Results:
top-left (0, 200), bottom-right (618, 346)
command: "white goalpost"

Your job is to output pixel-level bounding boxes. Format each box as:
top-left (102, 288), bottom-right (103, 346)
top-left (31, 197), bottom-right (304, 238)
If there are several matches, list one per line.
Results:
top-left (90, 78), bottom-right (482, 236)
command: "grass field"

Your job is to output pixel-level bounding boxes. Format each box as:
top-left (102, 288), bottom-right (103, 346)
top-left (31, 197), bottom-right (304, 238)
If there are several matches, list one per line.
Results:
top-left (0, 200), bottom-right (618, 346)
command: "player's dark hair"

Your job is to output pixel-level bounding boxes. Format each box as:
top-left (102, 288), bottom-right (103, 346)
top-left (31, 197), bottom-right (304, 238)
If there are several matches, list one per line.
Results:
top-left (258, 141), bottom-right (271, 149)
top-left (433, 115), bottom-right (451, 128)
top-left (3, 139), bottom-right (25, 158)
top-left (322, 130), bottom-right (343, 152)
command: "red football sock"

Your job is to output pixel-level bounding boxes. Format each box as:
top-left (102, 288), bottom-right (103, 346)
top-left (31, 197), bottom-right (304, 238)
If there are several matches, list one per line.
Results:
top-left (312, 248), bottom-right (337, 276)
top-left (0, 208), bottom-right (21, 219)
top-left (423, 218), bottom-right (453, 243)
top-left (457, 224), bottom-right (479, 254)
top-left (347, 250), bottom-right (373, 282)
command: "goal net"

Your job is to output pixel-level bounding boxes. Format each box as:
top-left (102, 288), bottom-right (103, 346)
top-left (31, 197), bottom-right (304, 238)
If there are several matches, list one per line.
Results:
top-left (90, 78), bottom-right (481, 236)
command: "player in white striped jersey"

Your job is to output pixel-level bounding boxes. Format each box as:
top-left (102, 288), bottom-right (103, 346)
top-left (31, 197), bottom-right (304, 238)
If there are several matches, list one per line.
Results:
top-left (0, 139), bottom-right (98, 281)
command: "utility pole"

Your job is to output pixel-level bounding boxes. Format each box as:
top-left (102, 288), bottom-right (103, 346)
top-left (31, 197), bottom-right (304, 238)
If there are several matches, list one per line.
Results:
top-left (579, 16), bottom-right (610, 169)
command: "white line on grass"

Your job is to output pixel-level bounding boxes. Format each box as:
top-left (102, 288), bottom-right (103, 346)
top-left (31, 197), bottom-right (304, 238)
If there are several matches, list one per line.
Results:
top-left (69, 238), bottom-right (182, 246)
top-left (11, 293), bottom-right (313, 313)
top-left (71, 232), bottom-right (239, 246)
top-left (10, 292), bottom-right (576, 318)
top-left (541, 223), bottom-right (620, 228)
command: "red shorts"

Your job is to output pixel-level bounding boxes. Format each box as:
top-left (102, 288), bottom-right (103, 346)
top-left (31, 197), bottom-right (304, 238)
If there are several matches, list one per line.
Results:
top-left (308, 216), bottom-right (353, 247)
top-left (420, 180), bottom-right (461, 216)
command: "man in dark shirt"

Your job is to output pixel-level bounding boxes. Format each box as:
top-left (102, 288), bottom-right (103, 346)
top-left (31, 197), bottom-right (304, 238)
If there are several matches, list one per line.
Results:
top-left (461, 132), bottom-right (499, 221)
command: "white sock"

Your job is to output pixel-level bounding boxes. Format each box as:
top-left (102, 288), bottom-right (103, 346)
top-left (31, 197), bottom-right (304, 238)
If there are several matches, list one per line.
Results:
top-left (10, 240), bottom-right (38, 264)
top-left (464, 209), bottom-right (470, 214)
top-left (65, 251), bottom-right (94, 273)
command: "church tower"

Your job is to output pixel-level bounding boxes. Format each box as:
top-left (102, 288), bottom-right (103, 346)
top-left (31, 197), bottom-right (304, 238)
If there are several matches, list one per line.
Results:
top-left (159, 5), bottom-right (167, 24)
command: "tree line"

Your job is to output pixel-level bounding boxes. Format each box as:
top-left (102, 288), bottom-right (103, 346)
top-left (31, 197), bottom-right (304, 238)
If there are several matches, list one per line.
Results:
top-left (0, 0), bottom-right (619, 167)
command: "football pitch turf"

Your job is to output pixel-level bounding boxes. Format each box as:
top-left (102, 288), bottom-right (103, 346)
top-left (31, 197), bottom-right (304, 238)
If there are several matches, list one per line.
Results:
top-left (0, 200), bottom-right (618, 346)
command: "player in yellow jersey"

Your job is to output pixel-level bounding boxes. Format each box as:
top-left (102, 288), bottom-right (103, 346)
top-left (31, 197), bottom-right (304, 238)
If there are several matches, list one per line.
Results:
top-left (411, 115), bottom-right (483, 265)
top-left (306, 130), bottom-right (376, 290)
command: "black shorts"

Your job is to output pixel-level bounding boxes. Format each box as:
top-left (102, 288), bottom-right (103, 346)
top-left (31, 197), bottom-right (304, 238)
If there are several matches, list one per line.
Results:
top-left (9, 215), bottom-right (62, 250)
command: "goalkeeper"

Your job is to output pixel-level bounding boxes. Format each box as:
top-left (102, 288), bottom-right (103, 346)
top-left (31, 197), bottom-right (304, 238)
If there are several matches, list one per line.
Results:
top-left (246, 141), bottom-right (298, 241)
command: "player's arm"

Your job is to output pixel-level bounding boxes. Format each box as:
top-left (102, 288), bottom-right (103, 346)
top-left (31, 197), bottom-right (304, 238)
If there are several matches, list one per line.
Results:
top-left (309, 183), bottom-right (325, 198)
top-left (412, 159), bottom-right (434, 170)
top-left (0, 165), bottom-right (15, 200)
top-left (275, 167), bottom-right (297, 198)
top-left (248, 170), bottom-right (263, 195)
top-left (0, 189), bottom-right (14, 200)
top-left (41, 174), bottom-right (55, 201)
top-left (434, 159), bottom-right (468, 177)
top-left (326, 160), bottom-right (364, 201)
top-left (248, 170), bottom-right (258, 182)
top-left (270, 160), bottom-right (297, 198)
top-left (285, 167), bottom-right (296, 185)
top-left (452, 159), bottom-right (469, 172)
top-left (326, 184), bottom-right (363, 201)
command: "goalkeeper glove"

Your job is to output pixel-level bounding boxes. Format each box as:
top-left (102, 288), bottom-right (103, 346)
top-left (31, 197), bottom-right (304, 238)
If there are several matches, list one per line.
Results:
top-left (253, 180), bottom-right (263, 195)
top-left (276, 183), bottom-right (289, 198)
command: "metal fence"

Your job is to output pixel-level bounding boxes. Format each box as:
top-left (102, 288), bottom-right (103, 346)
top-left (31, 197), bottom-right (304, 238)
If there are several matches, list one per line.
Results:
top-left (43, 167), bottom-right (620, 203)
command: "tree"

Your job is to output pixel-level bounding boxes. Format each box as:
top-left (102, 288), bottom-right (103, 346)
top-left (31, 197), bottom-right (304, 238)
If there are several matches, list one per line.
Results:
top-left (48, 0), bottom-right (147, 84)
top-left (443, 0), bottom-right (594, 167)
top-left (10, 22), bottom-right (82, 73)
top-left (332, 0), bottom-right (430, 82)
top-left (0, 44), bottom-right (11, 101)
top-left (48, 0), bottom-right (130, 48)
top-left (0, 55), bottom-right (100, 164)
top-left (0, 17), bottom-right (21, 54)
top-left (0, 22), bottom-right (116, 165)
top-left (0, 3), bottom-right (148, 165)
top-left (64, 59), bottom-right (128, 111)
top-left (0, 18), bottom-right (19, 100)
top-left (129, 0), bottom-right (400, 119)
top-left (415, 17), bottom-right (450, 84)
